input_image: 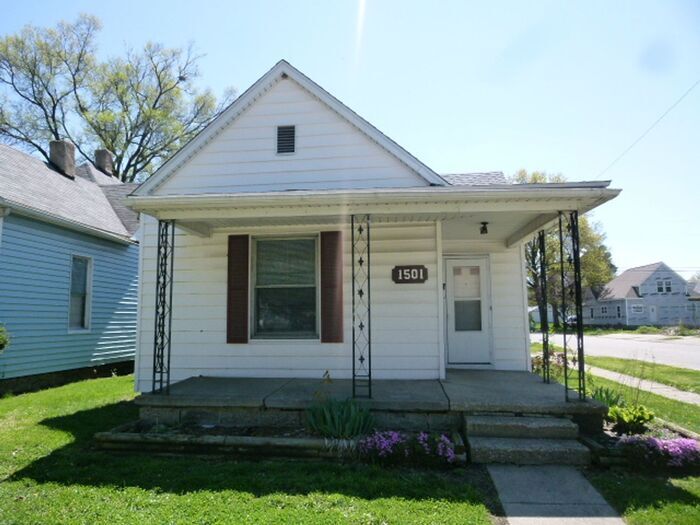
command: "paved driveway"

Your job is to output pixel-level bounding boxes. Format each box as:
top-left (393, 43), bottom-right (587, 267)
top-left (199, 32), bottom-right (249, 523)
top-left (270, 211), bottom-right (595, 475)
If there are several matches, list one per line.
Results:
top-left (531, 333), bottom-right (700, 370)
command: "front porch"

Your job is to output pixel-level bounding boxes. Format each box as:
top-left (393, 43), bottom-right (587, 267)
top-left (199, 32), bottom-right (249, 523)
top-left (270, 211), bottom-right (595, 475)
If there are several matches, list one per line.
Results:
top-left (136, 370), bottom-right (606, 433)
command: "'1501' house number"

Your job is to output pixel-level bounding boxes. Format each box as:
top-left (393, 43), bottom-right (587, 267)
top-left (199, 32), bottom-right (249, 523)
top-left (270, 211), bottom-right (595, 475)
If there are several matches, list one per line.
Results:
top-left (392, 265), bottom-right (428, 284)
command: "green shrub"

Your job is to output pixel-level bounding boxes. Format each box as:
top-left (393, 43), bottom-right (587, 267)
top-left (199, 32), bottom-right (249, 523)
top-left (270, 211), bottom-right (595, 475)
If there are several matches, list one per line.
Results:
top-left (634, 325), bottom-right (662, 335)
top-left (590, 385), bottom-right (625, 408)
top-left (306, 399), bottom-right (374, 439)
top-left (607, 404), bottom-right (654, 435)
top-left (0, 324), bottom-right (9, 352)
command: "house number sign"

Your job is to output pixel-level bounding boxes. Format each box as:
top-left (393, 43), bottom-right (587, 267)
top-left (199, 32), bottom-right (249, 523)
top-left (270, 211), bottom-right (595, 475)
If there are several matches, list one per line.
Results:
top-left (392, 265), bottom-right (428, 284)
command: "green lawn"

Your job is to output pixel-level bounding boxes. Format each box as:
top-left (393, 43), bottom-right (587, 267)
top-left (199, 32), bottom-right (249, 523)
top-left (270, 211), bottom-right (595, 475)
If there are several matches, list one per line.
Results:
top-left (0, 375), bottom-right (496, 524)
top-left (587, 469), bottom-right (700, 525)
top-left (586, 374), bottom-right (700, 434)
top-left (587, 357), bottom-right (700, 394)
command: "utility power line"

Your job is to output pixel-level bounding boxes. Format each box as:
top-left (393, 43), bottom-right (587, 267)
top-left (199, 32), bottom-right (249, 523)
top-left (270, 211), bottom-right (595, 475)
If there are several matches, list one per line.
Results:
top-left (597, 76), bottom-right (700, 178)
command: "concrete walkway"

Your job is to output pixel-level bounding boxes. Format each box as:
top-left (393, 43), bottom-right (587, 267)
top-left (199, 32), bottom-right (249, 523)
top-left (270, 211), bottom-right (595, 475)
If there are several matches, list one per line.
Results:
top-left (488, 465), bottom-right (624, 525)
top-left (588, 365), bottom-right (700, 405)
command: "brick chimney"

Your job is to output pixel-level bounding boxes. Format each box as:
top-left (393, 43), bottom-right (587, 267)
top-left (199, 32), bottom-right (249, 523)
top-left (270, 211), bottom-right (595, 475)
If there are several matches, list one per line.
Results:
top-left (94, 149), bottom-right (114, 176)
top-left (49, 140), bottom-right (76, 179)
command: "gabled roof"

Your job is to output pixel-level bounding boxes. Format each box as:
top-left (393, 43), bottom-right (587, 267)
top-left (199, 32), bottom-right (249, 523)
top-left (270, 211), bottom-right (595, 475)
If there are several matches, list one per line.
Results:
top-left (135, 60), bottom-right (447, 196)
top-left (598, 262), bottom-right (672, 300)
top-left (0, 144), bottom-right (136, 243)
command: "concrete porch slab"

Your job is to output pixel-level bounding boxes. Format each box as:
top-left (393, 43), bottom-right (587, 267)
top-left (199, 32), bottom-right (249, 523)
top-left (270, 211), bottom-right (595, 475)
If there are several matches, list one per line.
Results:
top-left (135, 376), bottom-right (291, 408)
top-left (263, 378), bottom-right (449, 412)
top-left (441, 370), bottom-right (606, 415)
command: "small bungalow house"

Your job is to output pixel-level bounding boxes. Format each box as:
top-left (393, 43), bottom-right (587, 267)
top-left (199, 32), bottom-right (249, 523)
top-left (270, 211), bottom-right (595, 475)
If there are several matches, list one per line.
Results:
top-left (0, 142), bottom-right (139, 391)
top-left (583, 262), bottom-right (698, 327)
top-left (127, 60), bottom-right (620, 394)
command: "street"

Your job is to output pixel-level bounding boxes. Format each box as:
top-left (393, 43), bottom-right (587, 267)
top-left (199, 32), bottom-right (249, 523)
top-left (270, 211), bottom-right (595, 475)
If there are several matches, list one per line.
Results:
top-left (531, 333), bottom-right (700, 371)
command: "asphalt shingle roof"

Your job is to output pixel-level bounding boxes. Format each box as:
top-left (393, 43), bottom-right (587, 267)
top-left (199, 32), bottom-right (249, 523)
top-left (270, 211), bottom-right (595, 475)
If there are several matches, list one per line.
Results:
top-left (0, 144), bottom-right (134, 240)
top-left (600, 262), bottom-right (666, 300)
top-left (441, 172), bottom-right (508, 186)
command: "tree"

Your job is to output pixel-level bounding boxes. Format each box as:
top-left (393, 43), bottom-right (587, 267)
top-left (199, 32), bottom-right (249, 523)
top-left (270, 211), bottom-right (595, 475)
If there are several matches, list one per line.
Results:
top-left (515, 170), bottom-right (617, 327)
top-left (0, 15), bottom-right (235, 182)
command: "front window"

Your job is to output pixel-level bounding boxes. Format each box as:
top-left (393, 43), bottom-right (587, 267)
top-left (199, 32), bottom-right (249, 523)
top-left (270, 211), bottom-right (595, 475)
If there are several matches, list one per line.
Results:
top-left (601, 306), bottom-right (608, 315)
top-left (665, 279), bottom-right (672, 293)
top-left (253, 238), bottom-right (317, 338)
top-left (69, 256), bottom-right (92, 330)
top-left (632, 305), bottom-right (644, 314)
top-left (617, 305), bottom-right (621, 318)
top-left (656, 280), bottom-right (664, 293)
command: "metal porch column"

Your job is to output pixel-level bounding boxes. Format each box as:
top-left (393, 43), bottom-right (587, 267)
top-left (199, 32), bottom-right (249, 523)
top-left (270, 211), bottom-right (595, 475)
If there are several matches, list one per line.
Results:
top-left (558, 211), bottom-right (586, 401)
top-left (537, 229), bottom-right (551, 383)
top-left (152, 220), bottom-right (175, 394)
top-left (351, 214), bottom-right (372, 398)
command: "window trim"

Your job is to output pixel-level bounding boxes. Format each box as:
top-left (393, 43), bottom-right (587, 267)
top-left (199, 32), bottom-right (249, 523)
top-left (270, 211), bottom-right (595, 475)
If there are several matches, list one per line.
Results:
top-left (67, 254), bottom-right (93, 333)
top-left (250, 235), bottom-right (320, 340)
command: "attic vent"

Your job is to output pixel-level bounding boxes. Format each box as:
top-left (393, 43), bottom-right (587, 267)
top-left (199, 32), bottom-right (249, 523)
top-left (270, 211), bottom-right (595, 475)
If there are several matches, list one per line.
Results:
top-left (277, 125), bottom-right (295, 154)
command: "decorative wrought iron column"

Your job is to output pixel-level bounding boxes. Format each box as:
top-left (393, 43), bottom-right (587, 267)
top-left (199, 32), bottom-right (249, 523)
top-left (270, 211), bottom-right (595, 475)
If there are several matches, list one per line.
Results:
top-left (537, 229), bottom-right (551, 383)
top-left (152, 220), bottom-right (175, 394)
top-left (351, 214), bottom-right (372, 398)
top-left (557, 211), bottom-right (586, 401)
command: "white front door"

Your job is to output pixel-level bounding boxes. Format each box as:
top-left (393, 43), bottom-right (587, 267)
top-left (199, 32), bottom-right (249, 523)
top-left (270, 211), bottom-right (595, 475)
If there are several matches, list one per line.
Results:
top-left (445, 258), bottom-right (492, 365)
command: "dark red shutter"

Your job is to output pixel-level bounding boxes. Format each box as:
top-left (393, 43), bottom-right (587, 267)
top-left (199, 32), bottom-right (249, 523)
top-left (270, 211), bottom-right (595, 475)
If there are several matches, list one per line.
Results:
top-left (320, 231), bottom-right (343, 343)
top-left (227, 235), bottom-right (249, 343)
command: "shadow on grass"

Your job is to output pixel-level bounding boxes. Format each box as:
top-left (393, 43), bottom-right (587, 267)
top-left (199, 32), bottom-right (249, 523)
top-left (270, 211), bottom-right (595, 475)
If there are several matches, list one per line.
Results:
top-left (8, 400), bottom-right (500, 510)
top-left (587, 467), bottom-right (700, 517)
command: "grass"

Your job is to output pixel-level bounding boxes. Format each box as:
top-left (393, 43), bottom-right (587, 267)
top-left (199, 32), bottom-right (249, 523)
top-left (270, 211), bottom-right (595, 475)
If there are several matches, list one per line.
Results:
top-left (0, 375), bottom-right (496, 524)
top-left (587, 469), bottom-right (700, 525)
top-left (585, 374), bottom-right (700, 434)
top-left (586, 357), bottom-right (700, 394)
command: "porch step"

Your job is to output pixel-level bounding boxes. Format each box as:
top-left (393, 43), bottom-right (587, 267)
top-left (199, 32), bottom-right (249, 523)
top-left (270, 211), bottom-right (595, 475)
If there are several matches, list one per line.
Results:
top-left (468, 437), bottom-right (590, 465)
top-left (466, 415), bottom-right (578, 439)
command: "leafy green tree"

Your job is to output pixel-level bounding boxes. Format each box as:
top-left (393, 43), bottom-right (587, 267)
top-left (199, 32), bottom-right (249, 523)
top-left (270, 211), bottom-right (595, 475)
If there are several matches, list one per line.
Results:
top-left (515, 170), bottom-right (617, 327)
top-left (0, 15), bottom-right (235, 181)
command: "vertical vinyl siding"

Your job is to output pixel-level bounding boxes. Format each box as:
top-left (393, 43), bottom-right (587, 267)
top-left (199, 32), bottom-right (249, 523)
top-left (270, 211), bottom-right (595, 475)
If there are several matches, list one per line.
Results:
top-left (0, 214), bottom-right (138, 379)
top-left (136, 217), bottom-right (439, 391)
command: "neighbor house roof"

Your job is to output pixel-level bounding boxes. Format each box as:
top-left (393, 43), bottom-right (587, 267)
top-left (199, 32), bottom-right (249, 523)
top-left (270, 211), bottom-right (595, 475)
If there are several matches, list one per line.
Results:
top-left (598, 262), bottom-right (668, 300)
top-left (442, 172), bottom-right (508, 186)
top-left (0, 144), bottom-right (137, 243)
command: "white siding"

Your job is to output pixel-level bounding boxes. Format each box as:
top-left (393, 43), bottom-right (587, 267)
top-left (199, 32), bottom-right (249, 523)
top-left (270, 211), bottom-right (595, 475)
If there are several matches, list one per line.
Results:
top-left (155, 79), bottom-right (426, 195)
top-left (136, 217), bottom-right (439, 391)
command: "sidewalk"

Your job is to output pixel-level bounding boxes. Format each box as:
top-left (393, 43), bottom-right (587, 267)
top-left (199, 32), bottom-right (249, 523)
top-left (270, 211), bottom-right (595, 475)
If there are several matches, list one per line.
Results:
top-left (588, 366), bottom-right (700, 405)
top-left (488, 465), bottom-right (624, 525)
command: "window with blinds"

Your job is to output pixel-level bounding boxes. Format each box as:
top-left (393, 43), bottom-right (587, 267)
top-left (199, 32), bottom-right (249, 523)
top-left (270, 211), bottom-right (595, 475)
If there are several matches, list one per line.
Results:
top-left (69, 255), bottom-right (92, 330)
top-left (253, 238), bottom-right (317, 338)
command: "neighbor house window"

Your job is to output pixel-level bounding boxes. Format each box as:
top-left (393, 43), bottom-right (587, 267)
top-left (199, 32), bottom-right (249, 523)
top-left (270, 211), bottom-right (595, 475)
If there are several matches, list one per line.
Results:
top-left (617, 305), bottom-right (621, 318)
top-left (276, 125), bottom-right (295, 154)
top-left (590, 308), bottom-right (594, 318)
top-left (253, 237), bottom-right (317, 338)
top-left (601, 306), bottom-right (608, 315)
top-left (656, 280), bottom-right (664, 293)
top-left (631, 305), bottom-right (644, 314)
top-left (665, 279), bottom-right (672, 293)
top-left (69, 256), bottom-right (92, 330)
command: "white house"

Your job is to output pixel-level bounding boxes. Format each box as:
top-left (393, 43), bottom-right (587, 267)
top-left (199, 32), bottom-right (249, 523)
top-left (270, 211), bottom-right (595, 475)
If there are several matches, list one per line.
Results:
top-left (127, 60), bottom-right (620, 394)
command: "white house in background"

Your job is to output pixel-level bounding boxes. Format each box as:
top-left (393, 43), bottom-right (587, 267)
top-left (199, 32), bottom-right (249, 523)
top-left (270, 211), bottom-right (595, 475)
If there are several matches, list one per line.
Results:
top-left (127, 60), bottom-right (620, 393)
top-left (583, 262), bottom-right (699, 327)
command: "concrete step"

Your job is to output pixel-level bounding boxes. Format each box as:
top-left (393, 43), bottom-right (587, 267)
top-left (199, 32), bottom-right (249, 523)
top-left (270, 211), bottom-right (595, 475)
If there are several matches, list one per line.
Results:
top-left (468, 437), bottom-right (591, 465)
top-left (466, 415), bottom-right (579, 439)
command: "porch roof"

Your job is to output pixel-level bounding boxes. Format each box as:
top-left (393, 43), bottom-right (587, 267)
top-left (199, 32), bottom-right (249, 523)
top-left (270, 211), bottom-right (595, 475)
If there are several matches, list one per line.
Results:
top-left (127, 181), bottom-right (619, 246)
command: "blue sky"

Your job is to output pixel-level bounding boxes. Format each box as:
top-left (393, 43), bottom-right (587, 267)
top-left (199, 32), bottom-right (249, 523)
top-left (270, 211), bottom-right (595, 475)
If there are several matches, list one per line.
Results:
top-left (3, 0), bottom-right (699, 277)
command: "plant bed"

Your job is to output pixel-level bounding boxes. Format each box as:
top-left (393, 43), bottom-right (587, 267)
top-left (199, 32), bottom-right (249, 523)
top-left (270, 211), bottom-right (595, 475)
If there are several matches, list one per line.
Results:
top-left (95, 420), bottom-right (467, 465)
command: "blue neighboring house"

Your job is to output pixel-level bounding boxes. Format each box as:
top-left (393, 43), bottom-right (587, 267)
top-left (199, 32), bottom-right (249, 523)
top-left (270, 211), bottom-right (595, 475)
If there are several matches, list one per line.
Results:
top-left (0, 141), bottom-right (139, 391)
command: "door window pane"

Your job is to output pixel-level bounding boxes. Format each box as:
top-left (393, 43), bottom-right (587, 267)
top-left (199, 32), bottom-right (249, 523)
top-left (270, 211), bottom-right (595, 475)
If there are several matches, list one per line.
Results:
top-left (453, 266), bottom-right (480, 298)
top-left (455, 299), bottom-right (482, 331)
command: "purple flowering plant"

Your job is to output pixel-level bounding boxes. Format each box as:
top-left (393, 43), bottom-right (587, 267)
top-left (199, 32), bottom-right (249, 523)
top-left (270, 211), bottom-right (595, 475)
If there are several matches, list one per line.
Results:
top-left (618, 436), bottom-right (700, 470)
top-left (358, 430), bottom-right (458, 466)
